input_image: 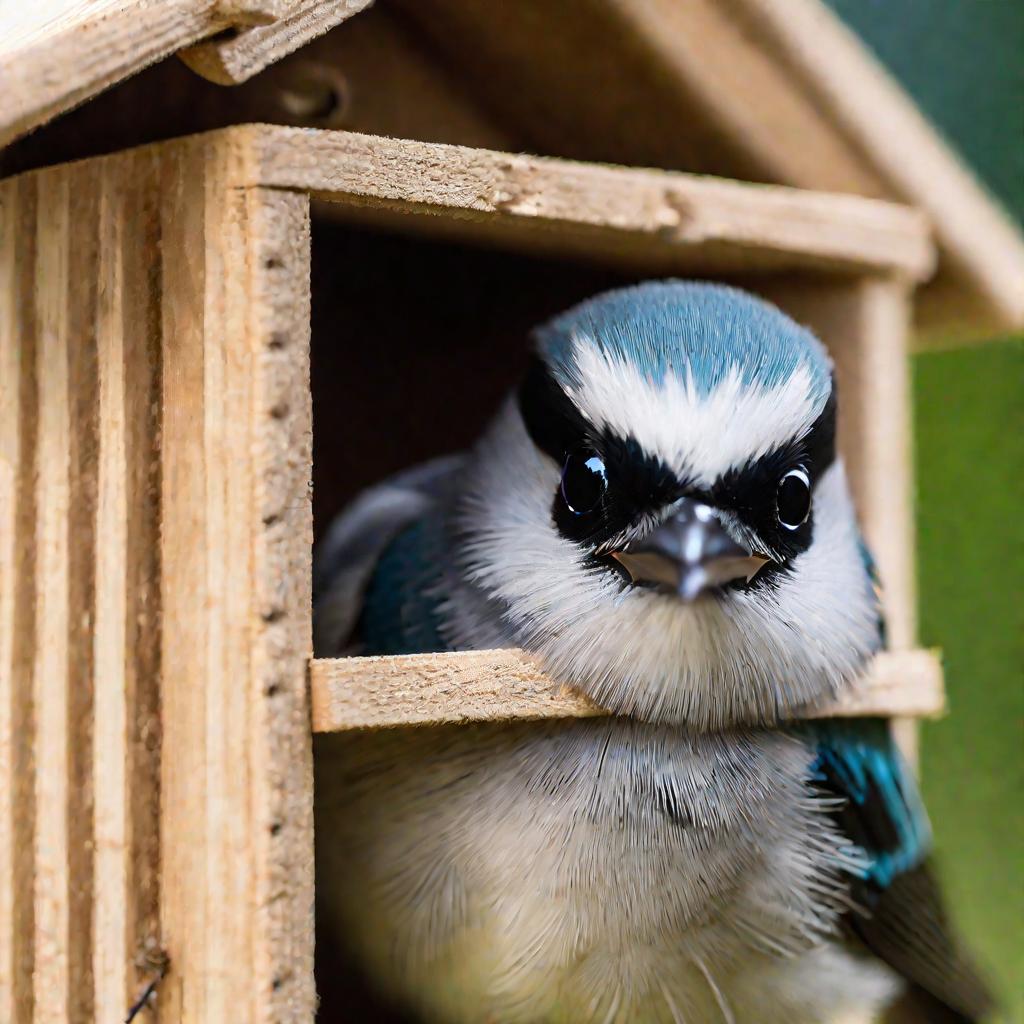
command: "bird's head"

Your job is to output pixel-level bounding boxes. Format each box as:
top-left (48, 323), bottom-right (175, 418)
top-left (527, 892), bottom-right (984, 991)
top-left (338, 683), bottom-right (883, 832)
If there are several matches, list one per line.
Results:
top-left (451, 281), bottom-right (882, 729)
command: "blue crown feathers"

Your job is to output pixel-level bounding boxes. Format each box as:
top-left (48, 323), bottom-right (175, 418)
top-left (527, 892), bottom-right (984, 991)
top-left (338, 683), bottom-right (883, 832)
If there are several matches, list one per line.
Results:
top-left (533, 281), bottom-right (833, 413)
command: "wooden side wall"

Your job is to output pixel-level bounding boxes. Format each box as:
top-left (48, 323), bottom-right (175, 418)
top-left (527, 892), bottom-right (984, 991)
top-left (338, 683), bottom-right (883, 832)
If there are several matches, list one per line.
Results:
top-left (0, 143), bottom-right (315, 1023)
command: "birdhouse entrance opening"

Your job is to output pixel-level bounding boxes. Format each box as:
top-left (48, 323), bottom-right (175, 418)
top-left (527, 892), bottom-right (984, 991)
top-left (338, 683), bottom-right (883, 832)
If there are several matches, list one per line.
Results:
top-left (310, 218), bottom-right (638, 540)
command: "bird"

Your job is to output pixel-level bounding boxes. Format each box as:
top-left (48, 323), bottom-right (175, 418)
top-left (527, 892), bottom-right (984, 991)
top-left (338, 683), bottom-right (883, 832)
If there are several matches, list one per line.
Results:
top-left (312, 281), bottom-right (992, 1024)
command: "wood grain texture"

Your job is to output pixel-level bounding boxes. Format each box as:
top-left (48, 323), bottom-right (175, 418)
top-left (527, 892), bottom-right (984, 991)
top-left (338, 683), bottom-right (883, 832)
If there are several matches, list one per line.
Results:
top-left (309, 649), bottom-right (946, 733)
top-left (90, 148), bottom-right (164, 1022)
top-left (180, 0), bottom-right (375, 85)
top-left (0, 0), bottom-right (367, 148)
top-left (242, 126), bottom-right (934, 280)
top-left (0, 0), bottom-right (223, 149)
top-left (156, 145), bottom-right (316, 1024)
top-left (0, 132), bottom-right (315, 1022)
top-left (31, 166), bottom-right (75, 1024)
top-left (0, 173), bottom-right (39, 1024)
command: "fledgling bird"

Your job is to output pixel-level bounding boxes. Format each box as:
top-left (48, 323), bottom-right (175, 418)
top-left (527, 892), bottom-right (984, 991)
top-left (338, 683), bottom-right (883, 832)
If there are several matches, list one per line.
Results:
top-left (313, 282), bottom-right (991, 1023)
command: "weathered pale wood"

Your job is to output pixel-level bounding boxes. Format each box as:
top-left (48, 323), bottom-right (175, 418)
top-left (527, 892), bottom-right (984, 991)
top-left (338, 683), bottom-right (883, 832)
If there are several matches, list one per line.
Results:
top-left (0, 0), bottom-right (221, 150)
top-left (0, 173), bottom-right (18, 1024)
top-left (309, 649), bottom-right (946, 733)
top-left (65, 159), bottom-right (101, 1024)
top-left (180, 0), bottom-right (375, 85)
top-left (157, 144), bottom-right (316, 1024)
top-left (0, 0), bottom-right (374, 149)
top-left (244, 187), bottom-right (316, 1023)
top-left (31, 167), bottom-right (75, 1024)
top-left (242, 126), bottom-right (934, 281)
top-left (0, 132), bottom-right (316, 1023)
top-left (0, 173), bottom-right (39, 1024)
top-left (91, 149), bottom-right (164, 1021)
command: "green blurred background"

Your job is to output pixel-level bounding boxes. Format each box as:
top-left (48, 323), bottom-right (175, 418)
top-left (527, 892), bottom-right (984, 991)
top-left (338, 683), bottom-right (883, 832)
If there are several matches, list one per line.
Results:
top-left (826, 2), bottom-right (1024, 1018)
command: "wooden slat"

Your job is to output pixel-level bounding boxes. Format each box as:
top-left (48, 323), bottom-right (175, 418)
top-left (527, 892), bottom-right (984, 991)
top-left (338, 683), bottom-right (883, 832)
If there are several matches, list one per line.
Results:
top-left (244, 187), bottom-right (316, 1024)
top-left (0, 0), bottom-right (221, 150)
top-left (158, 141), bottom-right (211, 1024)
top-left (64, 158), bottom-right (101, 1024)
top-left (0, 174), bottom-right (17, 1024)
top-left (0, 174), bottom-right (39, 1024)
top-left (180, 0), bottom-right (375, 85)
top-left (31, 167), bottom-right (75, 1024)
top-left (23, 159), bottom-right (103, 1024)
top-left (243, 126), bottom-right (934, 281)
top-left (309, 648), bottom-right (946, 733)
top-left (91, 149), bottom-right (165, 1021)
top-left (157, 142), bottom-right (316, 1023)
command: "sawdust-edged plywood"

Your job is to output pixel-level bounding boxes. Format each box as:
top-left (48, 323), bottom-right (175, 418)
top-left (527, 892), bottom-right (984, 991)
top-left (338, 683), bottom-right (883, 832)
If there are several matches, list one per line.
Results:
top-left (309, 649), bottom-right (946, 733)
top-left (179, 0), bottom-right (375, 85)
top-left (0, 135), bottom-right (315, 1023)
top-left (0, 0), bottom-right (373, 149)
top-left (241, 126), bottom-right (933, 280)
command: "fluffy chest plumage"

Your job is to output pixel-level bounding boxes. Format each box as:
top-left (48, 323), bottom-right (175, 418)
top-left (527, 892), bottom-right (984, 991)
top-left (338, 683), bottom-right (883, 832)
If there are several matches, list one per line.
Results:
top-left (315, 719), bottom-right (891, 1023)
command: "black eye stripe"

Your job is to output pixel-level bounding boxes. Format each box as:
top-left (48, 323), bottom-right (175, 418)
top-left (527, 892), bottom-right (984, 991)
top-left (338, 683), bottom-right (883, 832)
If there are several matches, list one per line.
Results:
top-left (518, 357), bottom-right (837, 560)
top-left (518, 355), bottom-right (588, 462)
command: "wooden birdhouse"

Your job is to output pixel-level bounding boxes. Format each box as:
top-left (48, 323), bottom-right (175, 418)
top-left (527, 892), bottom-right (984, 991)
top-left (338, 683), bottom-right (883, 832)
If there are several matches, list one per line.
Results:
top-left (1, 3), bottom-right (1021, 1022)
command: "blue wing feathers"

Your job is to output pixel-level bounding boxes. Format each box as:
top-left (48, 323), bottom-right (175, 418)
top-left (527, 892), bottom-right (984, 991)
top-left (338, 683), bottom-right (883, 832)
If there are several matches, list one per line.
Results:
top-left (803, 718), bottom-right (931, 891)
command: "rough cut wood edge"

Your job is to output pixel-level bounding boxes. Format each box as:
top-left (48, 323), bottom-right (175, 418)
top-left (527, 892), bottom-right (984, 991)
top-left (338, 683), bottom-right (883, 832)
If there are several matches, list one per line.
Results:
top-left (309, 649), bottom-right (945, 733)
top-left (1, 126), bottom-right (934, 279)
top-left (0, 0), bottom-right (360, 148)
top-left (180, 0), bottom-right (375, 85)
top-left (0, 0), bottom-right (227, 150)
top-left (243, 126), bottom-right (934, 280)
top-left (156, 144), bottom-right (315, 1022)
top-left (736, 0), bottom-right (1024, 341)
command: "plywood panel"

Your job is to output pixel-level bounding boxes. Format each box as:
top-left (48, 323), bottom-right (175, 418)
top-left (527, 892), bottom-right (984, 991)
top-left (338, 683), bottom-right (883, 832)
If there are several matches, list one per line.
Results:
top-left (0, 132), bottom-right (316, 1023)
top-left (0, 173), bottom-right (39, 1024)
top-left (309, 649), bottom-right (946, 733)
top-left (0, 1), bottom-right (377, 149)
top-left (31, 167), bottom-right (75, 1024)
top-left (156, 146), bottom-right (316, 1024)
top-left (247, 127), bottom-right (934, 282)
top-left (91, 149), bottom-right (164, 1022)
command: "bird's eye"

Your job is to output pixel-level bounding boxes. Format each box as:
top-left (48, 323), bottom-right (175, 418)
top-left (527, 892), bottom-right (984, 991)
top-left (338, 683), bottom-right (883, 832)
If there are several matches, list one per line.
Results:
top-left (560, 450), bottom-right (608, 515)
top-left (776, 468), bottom-right (811, 530)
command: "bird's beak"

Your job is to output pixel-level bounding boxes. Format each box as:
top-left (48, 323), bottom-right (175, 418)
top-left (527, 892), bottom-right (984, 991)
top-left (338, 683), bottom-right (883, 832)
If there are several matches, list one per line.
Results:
top-left (610, 498), bottom-right (770, 601)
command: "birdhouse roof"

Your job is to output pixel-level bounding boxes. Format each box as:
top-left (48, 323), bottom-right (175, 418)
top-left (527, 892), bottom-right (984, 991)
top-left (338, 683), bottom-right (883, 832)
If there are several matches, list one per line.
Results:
top-left (2, 0), bottom-right (1021, 344)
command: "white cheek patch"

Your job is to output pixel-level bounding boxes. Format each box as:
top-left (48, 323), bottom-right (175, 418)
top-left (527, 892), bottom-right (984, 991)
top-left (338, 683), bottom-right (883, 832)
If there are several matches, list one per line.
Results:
top-left (564, 339), bottom-right (823, 485)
